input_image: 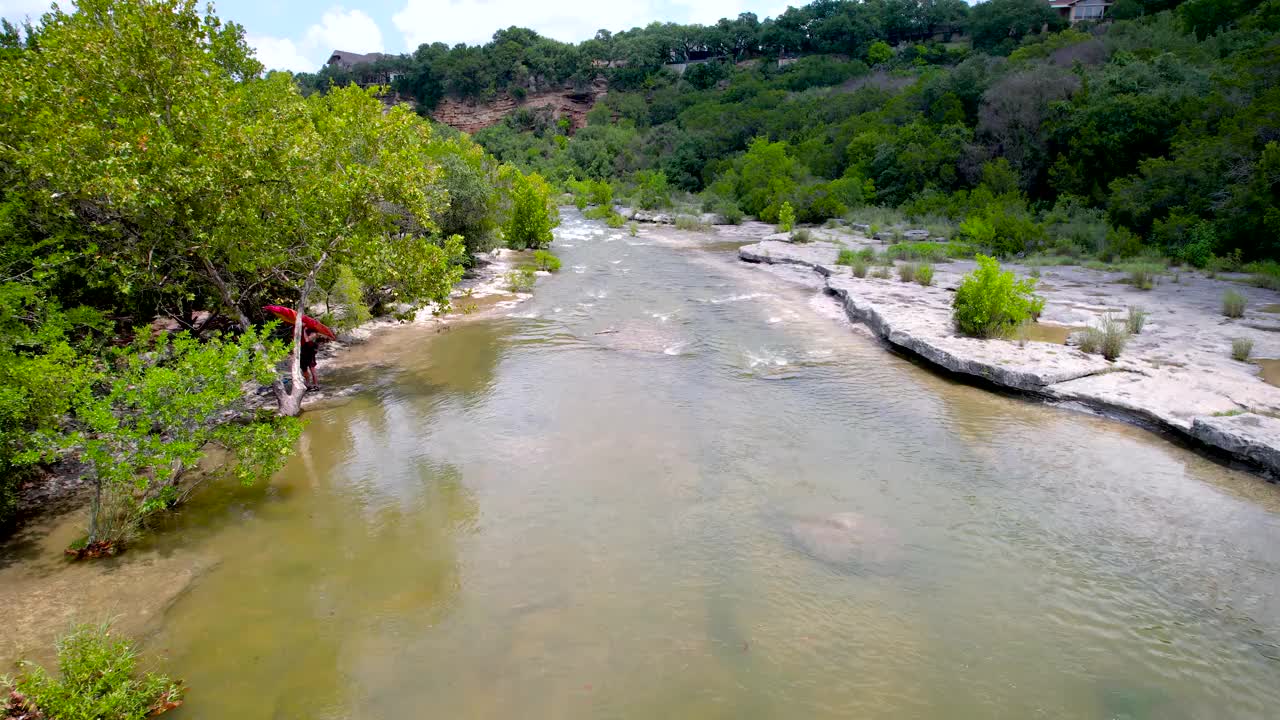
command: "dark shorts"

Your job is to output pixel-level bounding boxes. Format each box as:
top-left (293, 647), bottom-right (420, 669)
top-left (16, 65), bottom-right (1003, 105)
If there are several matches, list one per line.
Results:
top-left (300, 342), bottom-right (318, 369)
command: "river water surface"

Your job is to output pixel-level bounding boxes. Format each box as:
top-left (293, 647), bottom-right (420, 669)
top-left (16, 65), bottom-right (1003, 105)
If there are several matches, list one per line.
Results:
top-left (50, 212), bottom-right (1280, 717)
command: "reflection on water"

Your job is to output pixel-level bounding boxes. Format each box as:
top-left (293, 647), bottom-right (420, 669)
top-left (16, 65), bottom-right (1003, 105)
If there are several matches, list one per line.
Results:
top-left (11, 210), bottom-right (1280, 718)
top-left (1021, 322), bottom-right (1087, 345)
top-left (1253, 357), bottom-right (1280, 388)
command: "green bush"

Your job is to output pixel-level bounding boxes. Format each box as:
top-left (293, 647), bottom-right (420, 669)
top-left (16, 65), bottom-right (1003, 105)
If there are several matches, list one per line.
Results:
top-left (674, 215), bottom-right (711, 232)
top-left (792, 229), bottom-right (812, 243)
top-left (777, 201), bottom-right (796, 232)
top-left (633, 170), bottom-right (670, 210)
top-left (1223, 290), bottom-right (1246, 318)
top-left (1126, 264), bottom-right (1159, 290)
top-left (916, 263), bottom-right (935, 286)
top-left (3, 624), bottom-right (183, 719)
top-left (506, 266), bottom-right (537, 292)
top-left (716, 201), bottom-right (744, 225)
top-left (502, 168), bottom-right (560, 250)
top-left (1232, 337), bottom-right (1253, 362)
top-left (532, 250), bottom-right (561, 272)
top-left (1098, 317), bottom-right (1128, 361)
top-left (1126, 306), bottom-right (1148, 334)
top-left (952, 255), bottom-right (1045, 338)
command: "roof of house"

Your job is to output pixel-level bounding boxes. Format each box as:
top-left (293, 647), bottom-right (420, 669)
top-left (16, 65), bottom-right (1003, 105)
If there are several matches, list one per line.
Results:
top-left (326, 50), bottom-right (389, 69)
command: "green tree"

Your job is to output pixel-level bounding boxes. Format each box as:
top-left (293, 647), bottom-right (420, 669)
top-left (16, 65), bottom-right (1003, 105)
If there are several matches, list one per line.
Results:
top-left (967, 0), bottom-right (1066, 54)
top-left (778, 201), bottom-right (797, 232)
top-left (69, 328), bottom-right (301, 551)
top-left (502, 167), bottom-right (560, 249)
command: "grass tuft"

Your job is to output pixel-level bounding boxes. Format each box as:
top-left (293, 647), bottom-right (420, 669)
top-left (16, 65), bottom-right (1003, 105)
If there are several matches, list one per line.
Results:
top-left (1126, 306), bottom-right (1148, 334)
top-left (1223, 289), bottom-right (1246, 318)
top-left (1231, 337), bottom-right (1253, 362)
top-left (916, 263), bottom-right (935, 286)
top-left (897, 262), bottom-right (917, 283)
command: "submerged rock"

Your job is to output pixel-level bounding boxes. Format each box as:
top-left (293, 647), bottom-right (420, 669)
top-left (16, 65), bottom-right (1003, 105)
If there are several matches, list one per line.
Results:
top-left (786, 512), bottom-right (899, 571)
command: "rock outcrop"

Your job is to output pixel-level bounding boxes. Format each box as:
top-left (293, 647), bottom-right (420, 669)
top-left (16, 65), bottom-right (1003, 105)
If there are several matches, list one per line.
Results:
top-left (430, 80), bottom-right (606, 135)
top-left (740, 238), bottom-right (1280, 478)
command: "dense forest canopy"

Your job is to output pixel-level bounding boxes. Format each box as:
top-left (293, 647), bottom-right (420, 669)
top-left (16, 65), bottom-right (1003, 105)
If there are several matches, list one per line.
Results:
top-left (0, 0), bottom-right (558, 537)
top-left (367, 0), bottom-right (1277, 267)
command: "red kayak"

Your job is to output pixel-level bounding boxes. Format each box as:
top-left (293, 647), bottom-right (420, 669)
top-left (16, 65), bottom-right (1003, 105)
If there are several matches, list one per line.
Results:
top-left (262, 305), bottom-right (338, 340)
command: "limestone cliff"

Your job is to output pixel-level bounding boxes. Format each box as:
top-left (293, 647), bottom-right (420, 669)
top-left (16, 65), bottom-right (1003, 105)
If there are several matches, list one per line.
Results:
top-left (430, 79), bottom-right (606, 135)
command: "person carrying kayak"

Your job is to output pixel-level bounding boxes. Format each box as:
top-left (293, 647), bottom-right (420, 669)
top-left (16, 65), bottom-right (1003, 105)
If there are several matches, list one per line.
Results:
top-left (300, 328), bottom-right (323, 390)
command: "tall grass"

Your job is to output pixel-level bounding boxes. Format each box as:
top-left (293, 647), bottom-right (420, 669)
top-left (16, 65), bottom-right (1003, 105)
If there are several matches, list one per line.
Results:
top-left (1126, 306), bottom-right (1148, 334)
top-left (897, 262), bottom-right (917, 283)
top-left (916, 263), bottom-right (935, 286)
top-left (1223, 289), bottom-right (1247, 318)
top-left (1232, 337), bottom-right (1254, 362)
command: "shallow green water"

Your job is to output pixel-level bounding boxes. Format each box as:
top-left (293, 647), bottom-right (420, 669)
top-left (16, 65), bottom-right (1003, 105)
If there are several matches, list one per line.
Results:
top-left (145, 211), bottom-right (1280, 718)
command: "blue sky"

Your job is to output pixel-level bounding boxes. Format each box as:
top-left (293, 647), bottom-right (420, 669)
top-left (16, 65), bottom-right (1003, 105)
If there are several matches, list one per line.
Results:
top-left (0, 1), bottom-right (793, 73)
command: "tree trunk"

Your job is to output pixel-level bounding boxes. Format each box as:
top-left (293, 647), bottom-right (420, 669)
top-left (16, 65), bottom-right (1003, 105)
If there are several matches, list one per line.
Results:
top-left (275, 252), bottom-right (329, 417)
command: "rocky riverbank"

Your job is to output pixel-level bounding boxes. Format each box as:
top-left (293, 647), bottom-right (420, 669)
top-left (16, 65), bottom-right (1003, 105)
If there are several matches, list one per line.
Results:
top-left (740, 237), bottom-right (1280, 479)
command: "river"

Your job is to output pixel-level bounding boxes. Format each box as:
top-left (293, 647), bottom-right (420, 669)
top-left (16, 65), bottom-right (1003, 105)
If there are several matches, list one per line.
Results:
top-left (11, 210), bottom-right (1280, 718)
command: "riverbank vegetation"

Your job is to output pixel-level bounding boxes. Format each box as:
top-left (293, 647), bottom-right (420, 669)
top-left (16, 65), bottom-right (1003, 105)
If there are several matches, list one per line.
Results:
top-left (326, 0), bottom-right (1280, 271)
top-left (0, 0), bottom-right (558, 535)
top-left (2, 624), bottom-right (182, 719)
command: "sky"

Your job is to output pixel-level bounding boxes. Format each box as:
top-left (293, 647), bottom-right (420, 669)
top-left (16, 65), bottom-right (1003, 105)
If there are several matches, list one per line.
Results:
top-left (0, 1), bottom-right (793, 74)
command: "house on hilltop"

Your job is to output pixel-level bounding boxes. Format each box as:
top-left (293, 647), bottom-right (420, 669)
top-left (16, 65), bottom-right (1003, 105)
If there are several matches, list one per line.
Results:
top-left (325, 49), bottom-right (400, 86)
top-left (1049, 0), bottom-right (1112, 23)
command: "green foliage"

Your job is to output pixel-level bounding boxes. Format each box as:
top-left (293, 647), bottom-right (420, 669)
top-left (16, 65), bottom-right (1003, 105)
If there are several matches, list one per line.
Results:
top-left (1126, 264), bottom-right (1159, 290)
top-left (969, 0), bottom-right (1068, 54)
top-left (633, 170), bottom-right (671, 210)
top-left (866, 41), bottom-right (893, 66)
top-left (502, 168), bottom-right (560, 249)
top-left (571, 177), bottom-right (614, 208)
top-left (917, 263), bottom-right (935, 286)
top-left (321, 265), bottom-right (372, 330)
top-left (898, 262), bottom-right (918, 283)
top-left (777, 201), bottom-right (796, 233)
top-left (4, 623), bottom-right (182, 719)
top-left (1223, 289), bottom-right (1247, 318)
top-left (506, 266), bottom-right (537, 292)
top-left (674, 215), bottom-right (712, 232)
top-left (1127, 306), bottom-right (1148, 334)
top-left (953, 255), bottom-right (1045, 337)
top-left (533, 249), bottom-right (562, 272)
top-left (792, 229), bottom-right (813, 243)
top-left (1097, 317), bottom-right (1129, 361)
top-left (73, 327), bottom-right (301, 548)
top-left (1232, 337), bottom-right (1254, 361)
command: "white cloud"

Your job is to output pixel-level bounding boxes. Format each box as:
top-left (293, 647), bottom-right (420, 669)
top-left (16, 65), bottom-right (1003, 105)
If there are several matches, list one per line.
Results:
top-left (392, 0), bottom-right (790, 51)
top-left (247, 34), bottom-right (313, 74)
top-left (250, 6), bottom-right (385, 74)
top-left (304, 6), bottom-right (384, 56)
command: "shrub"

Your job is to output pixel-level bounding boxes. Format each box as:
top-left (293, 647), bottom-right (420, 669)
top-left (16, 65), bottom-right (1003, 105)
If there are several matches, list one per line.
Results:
top-left (851, 260), bottom-right (869, 278)
top-left (792, 229), bottom-right (813, 243)
top-left (1223, 290), bottom-right (1246, 318)
top-left (952, 255), bottom-right (1045, 338)
top-left (605, 212), bottom-right (626, 228)
top-left (503, 169), bottom-right (559, 250)
top-left (836, 249), bottom-right (859, 266)
top-left (506, 266), bottom-right (536, 292)
top-left (1126, 264), bottom-right (1158, 290)
top-left (633, 170), bottom-right (670, 210)
top-left (533, 250), bottom-right (561, 272)
top-left (1126, 306), bottom-right (1148, 334)
top-left (1078, 326), bottom-right (1101, 354)
top-left (1247, 259), bottom-right (1280, 290)
top-left (1232, 337), bottom-right (1254, 362)
top-left (717, 202), bottom-right (744, 225)
top-left (3, 624), bottom-right (183, 719)
top-left (777, 201), bottom-right (796, 232)
top-left (898, 262), bottom-right (917, 283)
top-left (916, 263), bottom-right (935, 286)
top-left (627, 222), bottom-right (638, 237)
top-left (675, 215), bottom-right (711, 232)
top-left (1098, 316), bottom-right (1128, 361)
top-left (69, 329), bottom-right (299, 553)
